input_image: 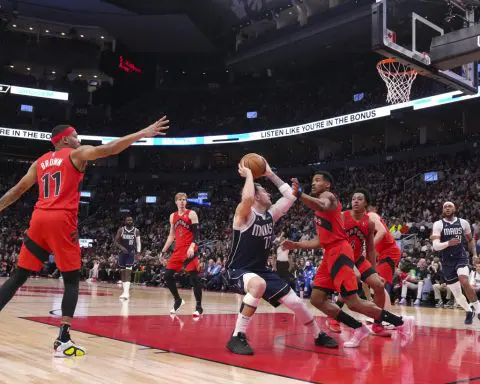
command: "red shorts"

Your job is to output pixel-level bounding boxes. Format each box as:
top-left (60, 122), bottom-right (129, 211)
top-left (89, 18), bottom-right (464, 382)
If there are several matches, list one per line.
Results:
top-left (377, 247), bottom-right (401, 284)
top-left (166, 245), bottom-right (199, 273)
top-left (18, 209), bottom-right (80, 272)
top-left (313, 241), bottom-right (358, 296)
top-left (354, 255), bottom-right (376, 282)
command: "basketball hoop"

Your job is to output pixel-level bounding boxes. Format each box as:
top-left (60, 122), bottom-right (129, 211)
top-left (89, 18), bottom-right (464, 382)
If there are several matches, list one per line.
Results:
top-left (376, 58), bottom-right (418, 104)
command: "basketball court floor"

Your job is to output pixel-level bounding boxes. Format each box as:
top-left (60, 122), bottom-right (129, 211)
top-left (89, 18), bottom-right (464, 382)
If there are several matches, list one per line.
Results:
top-left (1, 279), bottom-right (479, 384)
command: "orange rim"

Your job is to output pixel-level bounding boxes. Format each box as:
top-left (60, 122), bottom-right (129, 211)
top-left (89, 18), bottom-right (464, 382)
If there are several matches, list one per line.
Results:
top-left (376, 58), bottom-right (418, 76)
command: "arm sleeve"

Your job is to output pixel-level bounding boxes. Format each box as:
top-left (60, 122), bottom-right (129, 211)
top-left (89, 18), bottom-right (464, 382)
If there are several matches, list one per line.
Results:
top-left (191, 223), bottom-right (199, 244)
top-left (431, 221), bottom-right (443, 238)
top-left (432, 238), bottom-right (449, 251)
top-left (460, 219), bottom-right (472, 235)
top-left (270, 183), bottom-right (297, 223)
top-left (136, 236), bottom-right (141, 253)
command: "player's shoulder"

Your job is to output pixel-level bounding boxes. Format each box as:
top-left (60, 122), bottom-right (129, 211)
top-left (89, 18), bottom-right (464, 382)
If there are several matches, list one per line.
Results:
top-left (367, 211), bottom-right (380, 220)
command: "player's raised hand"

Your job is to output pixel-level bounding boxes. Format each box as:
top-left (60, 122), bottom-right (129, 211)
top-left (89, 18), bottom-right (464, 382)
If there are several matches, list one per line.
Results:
top-left (281, 239), bottom-right (297, 250)
top-left (141, 116), bottom-right (169, 138)
top-left (238, 162), bottom-right (252, 178)
top-left (261, 157), bottom-right (273, 177)
top-left (291, 178), bottom-right (301, 198)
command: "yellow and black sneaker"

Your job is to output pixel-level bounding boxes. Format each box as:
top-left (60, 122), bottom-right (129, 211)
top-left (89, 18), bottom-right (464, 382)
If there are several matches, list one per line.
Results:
top-left (54, 339), bottom-right (86, 358)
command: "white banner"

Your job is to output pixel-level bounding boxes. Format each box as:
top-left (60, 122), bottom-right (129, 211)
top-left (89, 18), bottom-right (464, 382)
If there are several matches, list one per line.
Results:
top-left (0, 87), bottom-right (478, 146)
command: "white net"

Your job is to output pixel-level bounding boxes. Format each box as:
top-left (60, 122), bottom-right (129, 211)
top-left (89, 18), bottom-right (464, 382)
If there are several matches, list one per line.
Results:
top-left (377, 59), bottom-right (418, 104)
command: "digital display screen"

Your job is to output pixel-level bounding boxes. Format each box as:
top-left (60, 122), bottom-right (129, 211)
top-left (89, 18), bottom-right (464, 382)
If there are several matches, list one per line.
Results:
top-left (146, 196), bottom-right (157, 203)
top-left (20, 104), bottom-right (33, 112)
top-left (80, 191), bottom-right (91, 197)
top-left (353, 93), bottom-right (364, 102)
top-left (424, 172), bottom-right (438, 182)
top-left (246, 111), bottom-right (258, 119)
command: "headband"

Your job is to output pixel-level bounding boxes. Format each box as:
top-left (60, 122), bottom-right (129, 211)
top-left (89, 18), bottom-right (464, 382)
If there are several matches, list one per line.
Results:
top-left (443, 201), bottom-right (455, 208)
top-left (51, 126), bottom-right (76, 145)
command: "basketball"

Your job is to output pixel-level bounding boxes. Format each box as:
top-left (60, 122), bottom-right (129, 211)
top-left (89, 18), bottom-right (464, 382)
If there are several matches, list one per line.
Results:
top-left (241, 153), bottom-right (266, 179)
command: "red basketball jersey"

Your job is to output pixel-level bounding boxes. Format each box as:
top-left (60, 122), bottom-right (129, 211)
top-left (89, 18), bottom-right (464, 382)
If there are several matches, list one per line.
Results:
top-left (34, 148), bottom-right (84, 213)
top-left (314, 198), bottom-right (347, 249)
top-left (173, 209), bottom-right (194, 249)
top-left (370, 213), bottom-right (398, 254)
top-left (343, 210), bottom-right (370, 260)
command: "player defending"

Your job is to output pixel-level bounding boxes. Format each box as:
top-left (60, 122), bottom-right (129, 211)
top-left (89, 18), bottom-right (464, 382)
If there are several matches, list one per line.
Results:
top-left (327, 189), bottom-right (393, 336)
top-left (161, 193), bottom-right (203, 317)
top-left (431, 202), bottom-right (480, 324)
top-left (367, 203), bottom-right (401, 309)
top-left (114, 216), bottom-right (141, 300)
top-left (226, 160), bottom-right (337, 355)
top-left (0, 117), bottom-right (169, 356)
top-left (283, 172), bottom-right (413, 348)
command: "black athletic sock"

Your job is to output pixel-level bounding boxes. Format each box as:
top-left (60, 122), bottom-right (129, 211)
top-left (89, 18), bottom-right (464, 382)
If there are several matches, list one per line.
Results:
top-left (337, 301), bottom-right (344, 309)
top-left (374, 319), bottom-right (383, 325)
top-left (379, 310), bottom-right (404, 326)
top-left (189, 272), bottom-right (203, 307)
top-left (58, 324), bottom-right (71, 343)
top-left (336, 311), bottom-right (362, 329)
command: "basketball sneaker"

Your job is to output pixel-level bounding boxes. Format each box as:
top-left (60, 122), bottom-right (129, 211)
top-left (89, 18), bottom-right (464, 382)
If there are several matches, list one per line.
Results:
top-left (170, 298), bottom-right (185, 314)
top-left (314, 332), bottom-right (338, 348)
top-left (54, 339), bottom-right (86, 358)
top-left (326, 317), bottom-right (341, 333)
top-left (344, 324), bottom-right (370, 348)
top-left (226, 332), bottom-right (254, 355)
top-left (397, 316), bottom-right (415, 347)
top-left (193, 305), bottom-right (203, 318)
top-left (371, 323), bottom-right (392, 337)
top-left (119, 292), bottom-right (129, 300)
top-left (464, 309), bottom-right (475, 325)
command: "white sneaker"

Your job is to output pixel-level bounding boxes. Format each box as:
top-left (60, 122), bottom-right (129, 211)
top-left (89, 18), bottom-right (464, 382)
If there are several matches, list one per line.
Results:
top-left (170, 299), bottom-right (185, 314)
top-left (397, 316), bottom-right (415, 347)
top-left (119, 292), bottom-right (129, 300)
top-left (54, 339), bottom-right (86, 358)
top-left (344, 324), bottom-right (370, 348)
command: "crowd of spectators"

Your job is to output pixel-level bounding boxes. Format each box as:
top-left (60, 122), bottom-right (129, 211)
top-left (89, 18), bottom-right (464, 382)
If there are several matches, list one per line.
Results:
top-left (1, 147), bottom-right (479, 307)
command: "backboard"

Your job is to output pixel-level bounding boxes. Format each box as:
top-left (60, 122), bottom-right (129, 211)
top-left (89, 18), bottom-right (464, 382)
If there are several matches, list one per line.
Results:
top-left (372, 0), bottom-right (479, 95)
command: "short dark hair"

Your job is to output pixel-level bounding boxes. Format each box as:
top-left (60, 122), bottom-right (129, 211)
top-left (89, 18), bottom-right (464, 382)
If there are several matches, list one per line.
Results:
top-left (51, 124), bottom-right (72, 137)
top-left (314, 171), bottom-right (334, 187)
top-left (254, 183), bottom-right (262, 193)
top-left (125, 216), bottom-right (133, 221)
top-left (353, 188), bottom-right (372, 206)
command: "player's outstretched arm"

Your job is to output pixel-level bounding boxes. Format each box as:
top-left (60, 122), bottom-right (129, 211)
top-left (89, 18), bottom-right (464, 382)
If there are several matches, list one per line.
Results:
top-left (71, 116), bottom-right (169, 166)
top-left (463, 221), bottom-right (478, 259)
top-left (262, 159), bottom-right (296, 222)
top-left (282, 237), bottom-right (321, 250)
top-left (0, 162), bottom-right (37, 213)
top-left (291, 179), bottom-right (337, 212)
top-left (161, 213), bottom-right (176, 254)
top-left (234, 162), bottom-right (255, 228)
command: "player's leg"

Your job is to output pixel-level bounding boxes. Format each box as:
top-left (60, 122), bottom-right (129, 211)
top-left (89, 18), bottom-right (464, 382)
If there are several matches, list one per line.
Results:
top-left (227, 273), bottom-right (266, 355)
top-left (377, 255), bottom-right (397, 308)
top-left (457, 265), bottom-right (480, 322)
top-left (364, 272), bottom-right (393, 337)
top-left (119, 252), bottom-right (133, 300)
top-left (443, 262), bottom-right (475, 323)
top-left (333, 244), bottom-right (413, 346)
top-left (187, 268), bottom-right (203, 317)
top-left (0, 214), bottom-right (46, 310)
top-left (47, 211), bottom-right (86, 357)
top-left (165, 250), bottom-right (184, 314)
top-left (278, 288), bottom-right (338, 348)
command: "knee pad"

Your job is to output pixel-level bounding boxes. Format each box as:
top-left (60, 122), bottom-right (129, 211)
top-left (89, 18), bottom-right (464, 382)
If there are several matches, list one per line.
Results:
top-left (188, 271), bottom-right (201, 286)
top-left (241, 292), bottom-right (260, 311)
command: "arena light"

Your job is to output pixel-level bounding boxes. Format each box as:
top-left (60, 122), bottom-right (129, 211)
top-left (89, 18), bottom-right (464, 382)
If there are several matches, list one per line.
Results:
top-left (0, 87), bottom-right (479, 145)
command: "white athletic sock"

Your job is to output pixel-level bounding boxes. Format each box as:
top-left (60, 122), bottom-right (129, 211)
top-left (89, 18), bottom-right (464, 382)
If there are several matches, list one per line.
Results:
top-left (306, 318), bottom-right (321, 335)
top-left (123, 281), bottom-right (130, 294)
top-left (471, 300), bottom-right (480, 312)
top-left (233, 313), bottom-right (252, 336)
